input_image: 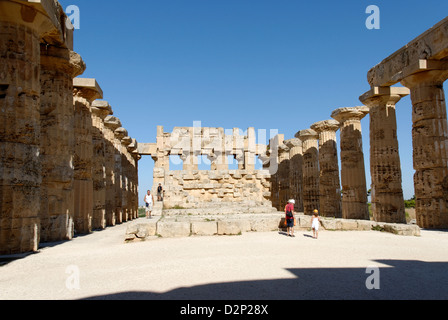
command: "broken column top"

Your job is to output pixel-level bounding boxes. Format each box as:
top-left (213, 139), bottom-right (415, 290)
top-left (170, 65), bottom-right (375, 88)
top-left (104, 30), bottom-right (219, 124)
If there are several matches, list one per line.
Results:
top-left (331, 106), bottom-right (369, 123)
top-left (73, 78), bottom-right (104, 101)
top-left (310, 119), bottom-right (340, 133)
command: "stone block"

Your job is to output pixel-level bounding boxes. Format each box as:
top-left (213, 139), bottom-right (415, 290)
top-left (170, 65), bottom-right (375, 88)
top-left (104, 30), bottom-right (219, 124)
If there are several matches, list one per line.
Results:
top-left (191, 221), bottom-right (218, 236)
top-left (250, 217), bottom-right (282, 232)
top-left (218, 220), bottom-right (242, 235)
top-left (383, 223), bottom-right (421, 236)
top-left (340, 219), bottom-right (359, 230)
top-left (157, 221), bottom-right (191, 238)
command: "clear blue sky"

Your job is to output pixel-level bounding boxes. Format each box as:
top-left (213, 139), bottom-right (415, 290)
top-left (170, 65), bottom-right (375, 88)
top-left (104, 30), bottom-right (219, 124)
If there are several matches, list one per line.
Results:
top-left (58, 0), bottom-right (448, 204)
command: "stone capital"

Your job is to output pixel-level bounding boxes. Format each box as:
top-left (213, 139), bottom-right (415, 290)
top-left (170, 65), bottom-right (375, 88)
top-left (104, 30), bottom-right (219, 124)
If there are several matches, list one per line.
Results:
top-left (91, 100), bottom-right (113, 119)
top-left (121, 136), bottom-right (132, 147)
top-left (73, 78), bottom-right (103, 102)
top-left (295, 129), bottom-right (318, 141)
top-left (0, 0), bottom-right (74, 49)
top-left (114, 127), bottom-right (128, 140)
top-left (331, 106), bottom-right (369, 123)
top-left (400, 60), bottom-right (448, 88)
top-left (284, 138), bottom-right (302, 149)
top-left (310, 119), bottom-right (340, 133)
top-left (360, 86), bottom-right (410, 107)
top-left (104, 116), bottom-right (122, 131)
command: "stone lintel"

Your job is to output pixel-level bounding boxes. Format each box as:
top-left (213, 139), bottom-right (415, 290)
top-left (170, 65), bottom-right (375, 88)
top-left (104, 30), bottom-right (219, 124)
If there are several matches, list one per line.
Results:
top-left (367, 16), bottom-right (448, 87)
top-left (310, 119), bottom-right (340, 133)
top-left (0, 0), bottom-right (74, 49)
top-left (73, 78), bottom-right (103, 102)
top-left (331, 106), bottom-right (369, 123)
top-left (138, 143), bottom-right (157, 156)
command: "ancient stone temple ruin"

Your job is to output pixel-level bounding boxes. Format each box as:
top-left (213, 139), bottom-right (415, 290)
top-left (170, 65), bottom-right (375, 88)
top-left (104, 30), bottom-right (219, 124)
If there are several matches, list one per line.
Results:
top-left (138, 126), bottom-right (273, 212)
top-left (0, 1), bottom-right (447, 254)
top-left (0, 0), bottom-right (139, 254)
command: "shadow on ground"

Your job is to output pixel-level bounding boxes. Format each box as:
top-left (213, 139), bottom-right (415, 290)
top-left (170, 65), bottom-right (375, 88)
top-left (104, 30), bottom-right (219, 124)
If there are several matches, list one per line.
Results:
top-left (83, 259), bottom-right (448, 300)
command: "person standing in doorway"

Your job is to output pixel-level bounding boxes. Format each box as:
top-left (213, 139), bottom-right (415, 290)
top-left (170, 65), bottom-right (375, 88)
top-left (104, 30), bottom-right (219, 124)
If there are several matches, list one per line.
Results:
top-left (157, 183), bottom-right (163, 201)
top-left (144, 190), bottom-right (154, 219)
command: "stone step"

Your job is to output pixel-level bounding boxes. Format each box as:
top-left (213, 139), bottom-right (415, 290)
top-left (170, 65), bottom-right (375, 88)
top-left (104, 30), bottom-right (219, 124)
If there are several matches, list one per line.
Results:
top-left (125, 214), bottom-right (421, 241)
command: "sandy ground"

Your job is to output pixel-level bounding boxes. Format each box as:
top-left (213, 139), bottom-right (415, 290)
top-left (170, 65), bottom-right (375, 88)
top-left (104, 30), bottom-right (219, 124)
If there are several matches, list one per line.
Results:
top-left (0, 219), bottom-right (447, 300)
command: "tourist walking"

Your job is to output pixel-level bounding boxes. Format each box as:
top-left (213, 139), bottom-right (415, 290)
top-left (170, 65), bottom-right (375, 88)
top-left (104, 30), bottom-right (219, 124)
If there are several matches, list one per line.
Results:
top-left (144, 190), bottom-right (154, 219)
top-left (312, 209), bottom-right (321, 239)
top-left (285, 199), bottom-right (296, 237)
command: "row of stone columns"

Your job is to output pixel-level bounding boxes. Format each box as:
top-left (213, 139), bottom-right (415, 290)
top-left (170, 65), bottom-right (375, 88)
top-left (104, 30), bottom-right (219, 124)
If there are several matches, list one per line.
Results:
top-left (272, 106), bottom-right (373, 221)
top-left (0, 1), bottom-right (139, 255)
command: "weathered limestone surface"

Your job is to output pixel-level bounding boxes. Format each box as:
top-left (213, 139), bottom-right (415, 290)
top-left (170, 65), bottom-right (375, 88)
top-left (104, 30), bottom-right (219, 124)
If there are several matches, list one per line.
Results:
top-left (311, 120), bottom-right (342, 218)
top-left (39, 46), bottom-right (85, 242)
top-left (143, 126), bottom-right (273, 211)
top-left (0, 0), bottom-right (140, 254)
top-left (73, 78), bottom-right (103, 234)
top-left (360, 87), bottom-right (408, 224)
top-left (401, 68), bottom-right (448, 228)
top-left (0, 0), bottom-right (73, 254)
top-left (296, 129), bottom-right (320, 215)
top-left (285, 138), bottom-right (303, 212)
top-left (332, 107), bottom-right (370, 220)
top-left (91, 100), bottom-right (112, 230)
top-left (104, 115), bottom-right (121, 226)
top-left (366, 16), bottom-right (448, 229)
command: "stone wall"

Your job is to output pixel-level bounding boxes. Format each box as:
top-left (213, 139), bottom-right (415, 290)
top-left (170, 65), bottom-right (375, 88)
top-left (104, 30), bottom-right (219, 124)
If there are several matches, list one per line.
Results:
top-left (161, 169), bottom-right (272, 209)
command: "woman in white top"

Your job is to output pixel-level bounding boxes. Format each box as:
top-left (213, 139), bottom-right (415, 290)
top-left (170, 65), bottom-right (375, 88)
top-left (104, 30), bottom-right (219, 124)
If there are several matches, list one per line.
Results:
top-left (144, 190), bottom-right (154, 219)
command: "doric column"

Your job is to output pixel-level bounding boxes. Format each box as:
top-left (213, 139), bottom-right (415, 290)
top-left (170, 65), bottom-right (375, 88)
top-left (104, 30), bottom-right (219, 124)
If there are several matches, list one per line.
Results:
top-left (127, 139), bottom-right (139, 220)
top-left (296, 129), bottom-right (320, 215)
top-left (104, 115), bottom-right (122, 226)
top-left (400, 62), bottom-right (448, 228)
top-left (39, 46), bottom-right (85, 242)
top-left (73, 78), bottom-right (103, 234)
top-left (311, 120), bottom-right (342, 218)
top-left (0, 0), bottom-right (72, 254)
top-left (121, 135), bottom-right (132, 222)
top-left (331, 106), bottom-right (370, 220)
top-left (245, 127), bottom-right (256, 172)
top-left (285, 138), bottom-right (304, 212)
top-left (360, 86), bottom-right (409, 223)
top-left (91, 100), bottom-right (112, 230)
top-left (114, 127), bottom-right (127, 224)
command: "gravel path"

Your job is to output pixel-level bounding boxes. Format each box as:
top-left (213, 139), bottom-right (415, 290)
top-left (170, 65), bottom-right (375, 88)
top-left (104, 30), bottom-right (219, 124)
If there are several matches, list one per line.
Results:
top-left (1, 220), bottom-right (447, 300)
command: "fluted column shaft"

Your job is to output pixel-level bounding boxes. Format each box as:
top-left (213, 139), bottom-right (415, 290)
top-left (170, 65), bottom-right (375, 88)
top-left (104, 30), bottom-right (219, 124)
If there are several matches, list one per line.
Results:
top-left (360, 87), bottom-right (408, 223)
top-left (401, 67), bottom-right (448, 228)
top-left (297, 129), bottom-right (320, 215)
top-left (332, 107), bottom-right (370, 220)
top-left (39, 46), bottom-right (85, 241)
top-left (311, 120), bottom-right (342, 218)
